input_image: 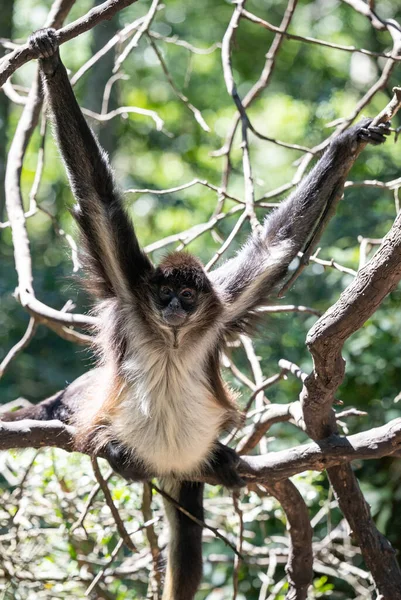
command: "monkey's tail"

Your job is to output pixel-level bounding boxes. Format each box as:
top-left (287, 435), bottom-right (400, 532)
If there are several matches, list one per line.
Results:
top-left (161, 479), bottom-right (204, 600)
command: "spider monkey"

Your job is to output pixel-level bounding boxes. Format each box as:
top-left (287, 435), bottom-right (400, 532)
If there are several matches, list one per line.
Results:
top-left (2, 27), bottom-right (391, 600)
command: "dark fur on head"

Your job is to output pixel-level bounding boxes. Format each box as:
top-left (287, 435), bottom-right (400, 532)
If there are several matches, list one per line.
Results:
top-left (153, 251), bottom-right (212, 292)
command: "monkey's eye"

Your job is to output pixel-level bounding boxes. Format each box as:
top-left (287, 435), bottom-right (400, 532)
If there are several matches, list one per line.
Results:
top-left (179, 288), bottom-right (195, 301)
top-left (160, 286), bottom-right (173, 298)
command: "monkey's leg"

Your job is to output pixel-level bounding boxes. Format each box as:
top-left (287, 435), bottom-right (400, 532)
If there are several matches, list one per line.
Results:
top-left (1, 369), bottom-right (151, 482)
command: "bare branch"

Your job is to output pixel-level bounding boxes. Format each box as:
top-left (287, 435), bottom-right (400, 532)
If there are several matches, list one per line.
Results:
top-left (2, 417), bottom-right (401, 484)
top-left (264, 481), bottom-right (313, 600)
top-left (0, 0), bottom-right (141, 87)
top-left (241, 8), bottom-right (400, 61)
top-left (146, 34), bottom-right (210, 132)
top-left (0, 318), bottom-right (38, 379)
top-left (82, 105), bottom-right (164, 130)
top-left (113, 0), bottom-right (160, 72)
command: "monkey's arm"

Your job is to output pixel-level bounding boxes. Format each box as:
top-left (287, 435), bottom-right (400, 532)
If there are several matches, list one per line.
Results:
top-left (28, 29), bottom-right (153, 301)
top-left (211, 120), bottom-right (390, 333)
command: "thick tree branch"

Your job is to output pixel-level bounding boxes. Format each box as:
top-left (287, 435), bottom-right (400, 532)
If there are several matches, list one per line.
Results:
top-left (1, 417), bottom-right (401, 484)
top-left (265, 481), bottom-right (313, 600)
top-left (297, 89), bottom-right (401, 600)
top-left (327, 464), bottom-right (401, 600)
top-left (302, 198), bottom-right (401, 439)
top-left (0, 419), bottom-right (75, 451)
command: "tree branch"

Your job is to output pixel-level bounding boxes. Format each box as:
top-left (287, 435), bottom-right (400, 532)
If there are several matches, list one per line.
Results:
top-left (1, 417), bottom-right (401, 484)
top-left (0, 0), bottom-right (140, 87)
top-left (298, 89), bottom-right (401, 600)
top-left (264, 480), bottom-right (313, 600)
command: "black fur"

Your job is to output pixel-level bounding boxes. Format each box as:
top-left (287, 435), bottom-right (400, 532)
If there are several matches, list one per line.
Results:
top-left (29, 28), bottom-right (153, 300)
top-left (0, 370), bottom-right (96, 423)
top-left (0, 390), bottom-right (69, 422)
top-left (208, 442), bottom-right (245, 488)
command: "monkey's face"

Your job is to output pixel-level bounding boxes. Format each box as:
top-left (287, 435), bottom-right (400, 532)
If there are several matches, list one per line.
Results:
top-left (158, 282), bottom-right (198, 327)
top-left (150, 251), bottom-right (221, 332)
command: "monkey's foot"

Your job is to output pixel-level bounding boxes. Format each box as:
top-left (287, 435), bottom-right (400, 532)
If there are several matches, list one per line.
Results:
top-left (357, 119), bottom-right (391, 145)
top-left (208, 442), bottom-right (245, 489)
top-left (28, 28), bottom-right (60, 76)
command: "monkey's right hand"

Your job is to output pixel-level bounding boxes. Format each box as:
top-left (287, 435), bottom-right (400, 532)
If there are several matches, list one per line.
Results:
top-left (103, 440), bottom-right (150, 482)
top-left (28, 28), bottom-right (60, 76)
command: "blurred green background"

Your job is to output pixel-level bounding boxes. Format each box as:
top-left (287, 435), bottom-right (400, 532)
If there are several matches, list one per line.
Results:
top-left (1, 0), bottom-right (401, 598)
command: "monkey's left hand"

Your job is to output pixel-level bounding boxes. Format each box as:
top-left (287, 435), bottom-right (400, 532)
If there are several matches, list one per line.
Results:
top-left (208, 442), bottom-right (245, 489)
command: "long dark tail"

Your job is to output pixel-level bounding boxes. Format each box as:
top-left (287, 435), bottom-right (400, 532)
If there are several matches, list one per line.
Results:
top-left (162, 479), bottom-right (204, 600)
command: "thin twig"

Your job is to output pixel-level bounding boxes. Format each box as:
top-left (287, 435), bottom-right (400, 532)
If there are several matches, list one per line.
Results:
top-left (0, 318), bottom-right (38, 378)
top-left (91, 457), bottom-right (138, 553)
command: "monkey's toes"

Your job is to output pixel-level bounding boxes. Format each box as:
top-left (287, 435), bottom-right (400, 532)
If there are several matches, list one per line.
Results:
top-left (215, 466), bottom-right (246, 489)
top-left (209, 443), bottom-right (246, 489)
top-left (28, 28), bottom-right (58, 60)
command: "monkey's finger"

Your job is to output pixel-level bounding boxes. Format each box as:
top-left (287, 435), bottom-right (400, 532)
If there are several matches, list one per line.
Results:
top-left (214, 468), bottom-right (246, 489)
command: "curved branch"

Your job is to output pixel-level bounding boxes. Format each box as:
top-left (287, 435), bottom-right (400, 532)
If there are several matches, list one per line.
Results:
top-left (298, 87), bottom-right (401, 600)
top-left (302, 199), bottom-right (401, 439)
top-left (0, 0), bottom-right (140, 87)
top-left (265, 480), bottom-right (313, 600)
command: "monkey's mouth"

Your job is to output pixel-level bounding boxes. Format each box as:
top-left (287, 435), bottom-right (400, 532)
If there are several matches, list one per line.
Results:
top-left (162, 309), bottom-right (187, 327)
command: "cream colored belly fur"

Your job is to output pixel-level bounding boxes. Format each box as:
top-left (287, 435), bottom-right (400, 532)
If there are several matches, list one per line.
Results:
top-left (108, 336), bottom-right (226, 476)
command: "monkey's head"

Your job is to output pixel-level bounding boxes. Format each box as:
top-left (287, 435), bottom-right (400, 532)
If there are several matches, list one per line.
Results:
top-left (150, 252), bottom-right (221, 329)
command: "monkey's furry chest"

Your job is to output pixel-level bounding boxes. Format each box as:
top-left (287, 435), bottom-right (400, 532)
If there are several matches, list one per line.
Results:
top-left (110, 347), bottom-right (227, 475)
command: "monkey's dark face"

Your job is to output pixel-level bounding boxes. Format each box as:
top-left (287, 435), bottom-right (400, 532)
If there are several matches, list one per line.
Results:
top-left (158, 281), bottom-right (198, 327)
top-left (149, 251), bottom-right (220, 331)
